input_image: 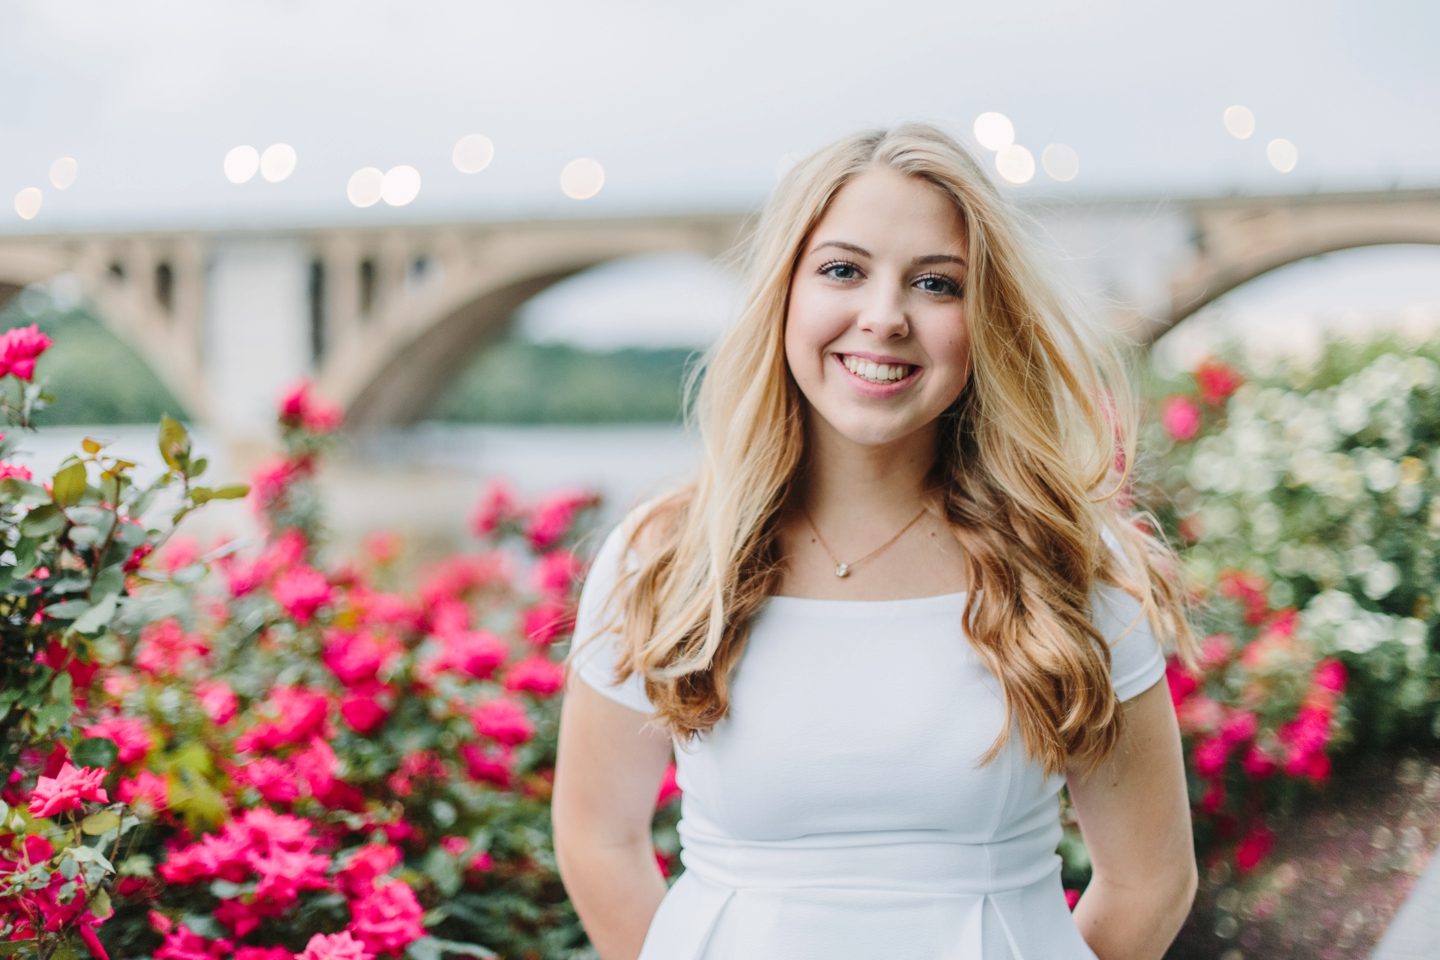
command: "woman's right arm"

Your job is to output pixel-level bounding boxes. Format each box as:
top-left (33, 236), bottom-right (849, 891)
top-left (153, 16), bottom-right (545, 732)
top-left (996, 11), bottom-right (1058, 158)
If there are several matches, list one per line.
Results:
top-left (553, 672), bottom-right (674, 960)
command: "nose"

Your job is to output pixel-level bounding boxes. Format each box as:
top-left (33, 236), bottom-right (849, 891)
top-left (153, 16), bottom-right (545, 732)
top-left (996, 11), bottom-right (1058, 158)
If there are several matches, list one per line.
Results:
top-left (856, 279), bottom-right (909, 340)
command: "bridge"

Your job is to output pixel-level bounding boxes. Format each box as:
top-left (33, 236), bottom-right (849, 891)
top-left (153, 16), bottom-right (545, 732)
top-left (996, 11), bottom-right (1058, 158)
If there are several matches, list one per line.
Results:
top-left (0, 187), bottom-right (1436, 444)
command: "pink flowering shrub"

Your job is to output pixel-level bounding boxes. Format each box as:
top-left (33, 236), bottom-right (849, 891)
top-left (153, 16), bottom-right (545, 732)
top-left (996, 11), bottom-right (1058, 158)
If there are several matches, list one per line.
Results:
top-left (0, 382), bottom-right (686, 960)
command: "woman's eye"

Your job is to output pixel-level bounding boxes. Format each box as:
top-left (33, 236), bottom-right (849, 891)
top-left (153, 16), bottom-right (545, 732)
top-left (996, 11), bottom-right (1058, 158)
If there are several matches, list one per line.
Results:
top-left (916, 274), bottom-right (960, 296)
top-left (821, 262), bottom-right (861, 281)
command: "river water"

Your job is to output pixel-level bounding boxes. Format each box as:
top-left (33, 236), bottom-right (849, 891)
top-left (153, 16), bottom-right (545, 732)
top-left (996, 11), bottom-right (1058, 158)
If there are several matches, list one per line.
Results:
top-left (9, 422), bottom-right (699, 557)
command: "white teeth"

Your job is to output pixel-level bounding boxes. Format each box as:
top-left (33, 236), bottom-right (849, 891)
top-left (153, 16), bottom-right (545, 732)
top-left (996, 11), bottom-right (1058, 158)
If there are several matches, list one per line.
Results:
top-left (841, 355), bottom-right (911, 383)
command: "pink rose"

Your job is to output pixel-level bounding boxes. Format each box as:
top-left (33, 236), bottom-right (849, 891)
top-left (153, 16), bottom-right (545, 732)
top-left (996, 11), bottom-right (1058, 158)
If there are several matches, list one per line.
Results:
top-left (1192, 736), bottom-right (1231, 778)
top-left (0, 324), bottom-right (53, 381)
top-left (297, 932), bottom-right (372, 960)
top-left (522, 600), bottom-right (574, 646)
top-left (118, 770), bottom-right (169, 809)
top-left (1312, 657), bottom-right (1347, 693)
top-left (337, 843), bottom-right (402, 901)
top-left (1194, 358), bottom-right (1243, 406)
top-left (28, 763), bottom-right (108, 817)
top-left (468, 479), bottom-right (518, 537)
top-left (84, 716), bottom-right (154, 764)
top-left (531, 549), bottom-right (584, 597)
top-left (503, 656), bottom-right (566, 698)
top-left (197, 680), bottom-right (239, 725)
top-left (349, 880), bottom-right (425, 955)
top-left (472, 698), bottom-right (535, 746)
top-left (1160, 395), bottom-right (1201, 441)
top-left (0, 462), bottom-right (32, 481)
top-left (272, 565), bottom-right (334, 624)
top-left (656, 763), bottom-right (681, 807)
top-left (1235, 824), bottom-right (1274, 873)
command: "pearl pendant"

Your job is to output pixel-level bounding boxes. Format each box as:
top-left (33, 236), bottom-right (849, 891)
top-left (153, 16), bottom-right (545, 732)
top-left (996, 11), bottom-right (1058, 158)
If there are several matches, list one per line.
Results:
top-left (834, 563), bottom-right (850, 578)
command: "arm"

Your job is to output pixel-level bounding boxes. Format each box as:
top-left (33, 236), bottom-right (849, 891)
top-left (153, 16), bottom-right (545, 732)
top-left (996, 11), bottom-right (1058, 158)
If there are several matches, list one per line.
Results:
top-left (1066, 679), bottom-right (1198, 960)
top-left (553, 674), bottom-right (674, 960)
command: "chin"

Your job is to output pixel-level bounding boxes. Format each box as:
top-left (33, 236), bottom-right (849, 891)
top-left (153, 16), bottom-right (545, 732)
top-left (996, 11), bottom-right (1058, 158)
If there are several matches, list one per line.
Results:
top-left (820, 408), bottom-right (931, 448)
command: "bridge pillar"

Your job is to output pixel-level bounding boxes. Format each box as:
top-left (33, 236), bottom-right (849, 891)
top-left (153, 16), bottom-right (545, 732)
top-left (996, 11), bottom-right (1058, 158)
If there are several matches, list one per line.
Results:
top-left (204, 239), bottom-right (313, 451)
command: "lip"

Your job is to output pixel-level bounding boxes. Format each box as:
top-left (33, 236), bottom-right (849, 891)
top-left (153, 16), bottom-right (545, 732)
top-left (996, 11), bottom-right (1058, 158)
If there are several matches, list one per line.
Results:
top-left (831, 352), bottom-right (922, 396)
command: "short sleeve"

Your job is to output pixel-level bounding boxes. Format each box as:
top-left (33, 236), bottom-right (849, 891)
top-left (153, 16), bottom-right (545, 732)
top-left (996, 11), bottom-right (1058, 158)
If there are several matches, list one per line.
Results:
top-left (570, 522), bottom-right (655, 715)
top-left (1091, 584), bottom-right (1167, 702)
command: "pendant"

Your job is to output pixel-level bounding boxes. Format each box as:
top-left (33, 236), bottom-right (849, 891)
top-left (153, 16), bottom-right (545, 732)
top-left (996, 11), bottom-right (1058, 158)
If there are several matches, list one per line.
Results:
top-left (834, 563), bottom-right (850, 578)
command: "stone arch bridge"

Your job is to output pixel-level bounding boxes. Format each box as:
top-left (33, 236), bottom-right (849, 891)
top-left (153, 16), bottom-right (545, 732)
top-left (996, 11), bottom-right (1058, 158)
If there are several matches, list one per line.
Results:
top-left (0, 187), bottom-right (1436, 444)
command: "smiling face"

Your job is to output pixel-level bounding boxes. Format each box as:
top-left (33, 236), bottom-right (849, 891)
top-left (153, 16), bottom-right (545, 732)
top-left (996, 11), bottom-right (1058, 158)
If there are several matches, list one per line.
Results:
top-left (784, 166), bottom-right (972, 451)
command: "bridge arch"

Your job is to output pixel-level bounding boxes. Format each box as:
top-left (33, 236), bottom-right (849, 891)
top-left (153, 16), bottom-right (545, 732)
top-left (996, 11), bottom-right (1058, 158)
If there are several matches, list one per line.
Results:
top-left (328, 214), bottom-right (748, 428)
top-left (1157, 189), bottom-right (1440, 336)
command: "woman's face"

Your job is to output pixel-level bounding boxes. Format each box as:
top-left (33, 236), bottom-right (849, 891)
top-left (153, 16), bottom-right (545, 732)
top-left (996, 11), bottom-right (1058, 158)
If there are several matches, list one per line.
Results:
top-left (785, 167), bottom-right (971, 449)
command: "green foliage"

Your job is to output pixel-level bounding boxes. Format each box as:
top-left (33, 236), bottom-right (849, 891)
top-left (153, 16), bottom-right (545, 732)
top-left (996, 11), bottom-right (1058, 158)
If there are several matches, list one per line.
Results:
top-left (433, 340), bottom-right (700, 424)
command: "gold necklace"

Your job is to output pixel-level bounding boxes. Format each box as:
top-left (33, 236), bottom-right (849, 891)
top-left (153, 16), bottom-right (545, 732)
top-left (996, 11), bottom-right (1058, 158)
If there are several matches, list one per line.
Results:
top-left (803, 505), bottom-right (929, 578)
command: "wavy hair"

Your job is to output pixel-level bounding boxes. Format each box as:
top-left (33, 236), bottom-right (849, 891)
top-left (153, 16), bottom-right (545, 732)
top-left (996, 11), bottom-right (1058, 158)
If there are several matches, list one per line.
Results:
top-left (597, 124), bottom-right (1192, 775)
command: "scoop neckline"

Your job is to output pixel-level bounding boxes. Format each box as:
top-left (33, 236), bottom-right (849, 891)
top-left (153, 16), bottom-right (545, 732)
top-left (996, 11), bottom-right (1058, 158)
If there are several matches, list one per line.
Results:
top-left (765, 590), bottom-right (968, 608)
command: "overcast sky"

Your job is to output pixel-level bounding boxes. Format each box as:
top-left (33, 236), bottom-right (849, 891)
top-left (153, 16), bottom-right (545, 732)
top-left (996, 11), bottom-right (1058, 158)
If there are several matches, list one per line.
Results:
top-left (2, 0), bottom-right (1438, 232)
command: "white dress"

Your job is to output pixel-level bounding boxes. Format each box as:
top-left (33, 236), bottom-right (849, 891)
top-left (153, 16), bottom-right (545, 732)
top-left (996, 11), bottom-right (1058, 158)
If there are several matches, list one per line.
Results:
top-left (573, 524), bottom-right (1167, 960)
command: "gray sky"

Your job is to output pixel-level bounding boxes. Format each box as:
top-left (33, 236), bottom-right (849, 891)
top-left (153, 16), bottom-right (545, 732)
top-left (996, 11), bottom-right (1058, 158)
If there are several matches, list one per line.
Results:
top-left (3, 0), bottom-right (1438, 232)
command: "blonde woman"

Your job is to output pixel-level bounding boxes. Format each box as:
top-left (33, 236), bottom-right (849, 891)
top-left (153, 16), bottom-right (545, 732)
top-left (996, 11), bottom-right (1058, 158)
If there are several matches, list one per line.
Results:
top-left (552, 124), bottom-right (1197, 960)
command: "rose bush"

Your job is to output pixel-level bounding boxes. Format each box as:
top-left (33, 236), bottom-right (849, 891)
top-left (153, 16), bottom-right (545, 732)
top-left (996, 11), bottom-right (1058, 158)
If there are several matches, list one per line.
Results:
top-left (1122, 339), bottom-right (1440, 879)
top-left (0, 373), bottom-right (681, 959)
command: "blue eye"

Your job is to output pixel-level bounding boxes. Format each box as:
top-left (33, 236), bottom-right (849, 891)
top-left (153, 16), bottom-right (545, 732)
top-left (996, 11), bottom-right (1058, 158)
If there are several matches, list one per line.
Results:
top-left (821, 261), bottom-right (861, 281)
top-left (916, 274), bottom-right (961, 296)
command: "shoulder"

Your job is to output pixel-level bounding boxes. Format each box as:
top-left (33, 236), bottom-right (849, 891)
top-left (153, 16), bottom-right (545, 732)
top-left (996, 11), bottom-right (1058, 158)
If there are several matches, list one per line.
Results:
top-left (1091, 525), bottom-right (1170, 703)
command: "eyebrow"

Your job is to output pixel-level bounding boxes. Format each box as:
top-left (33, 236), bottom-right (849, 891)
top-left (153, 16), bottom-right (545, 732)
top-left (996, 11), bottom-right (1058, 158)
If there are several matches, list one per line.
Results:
top-left (811, 240), bottom-right (966, 268)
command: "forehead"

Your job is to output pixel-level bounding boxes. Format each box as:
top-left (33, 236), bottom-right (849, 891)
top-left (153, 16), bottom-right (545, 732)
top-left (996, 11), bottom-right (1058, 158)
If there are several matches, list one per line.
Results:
top-left (811, 167), bottom-right (967, 255)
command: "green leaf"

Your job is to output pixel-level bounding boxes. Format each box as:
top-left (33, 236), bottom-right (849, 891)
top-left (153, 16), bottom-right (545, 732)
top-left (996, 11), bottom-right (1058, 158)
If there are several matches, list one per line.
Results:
top-left (0, 477), bottom-right (45, 503)
top-left (189, 487), bottom-right (212, 504)
top-left (19, 504), bottom-right (65, 538)
top-left (158, 414), bottom-right (190, 471)
top-left (51, 670), bottom-right (73, 701)
top-left (71, 737), bottom-right (118, 769)
top-left (0, 940), bottom-right (36, 956)
top-left (406, 937), bottom-right (498, 960)
top-left (185, 456), bottom-right (208, 479)
top-left (72, 593), bottom-right (117, 635)
top-left (52, 461), bottom-right (87, 508)
top-left (209, 484), bottom-right (250, 500)
top-left (89, 886), bottom-right (113, 919)
top-left (90, 565), bottom-right (125, 603)
top-left (13, 536), bottom-right (36, 578)
top-left (44, 600), bottom-right (92, 621)
top-left (82, 809), bottom-right (121, 835)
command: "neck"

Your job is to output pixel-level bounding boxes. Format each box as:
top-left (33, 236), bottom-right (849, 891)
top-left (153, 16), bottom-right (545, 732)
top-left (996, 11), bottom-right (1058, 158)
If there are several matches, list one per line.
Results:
top-left (799, 408), bottom-right (939, 528)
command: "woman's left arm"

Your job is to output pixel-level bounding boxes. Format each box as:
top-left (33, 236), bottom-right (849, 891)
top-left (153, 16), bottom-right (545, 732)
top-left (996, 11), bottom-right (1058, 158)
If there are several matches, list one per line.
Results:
top-left (1066, 679), bottom-right (1198, 960)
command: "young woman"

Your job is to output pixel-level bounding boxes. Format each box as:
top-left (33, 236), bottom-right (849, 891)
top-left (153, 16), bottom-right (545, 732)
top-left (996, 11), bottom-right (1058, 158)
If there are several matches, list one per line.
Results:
top-left (552, 124), bottom-right (1197, 960)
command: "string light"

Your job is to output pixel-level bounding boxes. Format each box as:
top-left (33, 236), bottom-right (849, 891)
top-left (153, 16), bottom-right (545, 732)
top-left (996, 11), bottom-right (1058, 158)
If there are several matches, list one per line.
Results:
top-left (347, 168), bottom-right (383, 207)
top-left (49, 158), bottom-right (78, 190)
top-left (1223, 106), bottom-right (1256, 140)
top-left (14, 188), bottom-right (42, 220)
top-left (560, 159), bottom-right (605, 199)
top-left (995, 144), bottom-right (1035, 184)
top-left (1267, 139), bottom-right (1298, 173)
top-left (260, 144), bottom-right (297, 183)
top-left (381, 166), bottom-right (422, 206)
top-left (973, 113), bottom-right (1015, 152)
top-left (224, 146), bottom-right (260, 184)
top-left (453, 135), bottom-right (495, 174)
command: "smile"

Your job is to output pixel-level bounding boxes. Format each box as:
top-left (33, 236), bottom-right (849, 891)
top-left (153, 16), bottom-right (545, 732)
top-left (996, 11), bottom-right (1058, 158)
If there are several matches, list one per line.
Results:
top-left (837, 354), bottom-right (918, 384)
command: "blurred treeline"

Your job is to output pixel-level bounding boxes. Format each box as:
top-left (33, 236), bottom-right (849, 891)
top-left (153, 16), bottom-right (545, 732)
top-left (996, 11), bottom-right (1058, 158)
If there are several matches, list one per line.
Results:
top-left (0, 296), bottom-right (695, 425)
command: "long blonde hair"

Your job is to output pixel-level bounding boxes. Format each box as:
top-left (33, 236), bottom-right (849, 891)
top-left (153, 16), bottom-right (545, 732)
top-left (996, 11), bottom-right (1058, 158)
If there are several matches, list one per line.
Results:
top-left (604, 124), bottom-right (1192, 775)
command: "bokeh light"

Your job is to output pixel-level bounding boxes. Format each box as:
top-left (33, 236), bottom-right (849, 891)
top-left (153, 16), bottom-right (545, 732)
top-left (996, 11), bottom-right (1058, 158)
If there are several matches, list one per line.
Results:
top-left (48, 158), bottom-right (78, 190)
top-left (453, 134), bottom-right (495, 174)
top-left (381, 165), bottom-right (422, 206)
top-left (1267, 138), bottom-right (1298, 173)
top-left (973, 113), bottom-right (1015, 152)
top-left (1041, 144), bottom-right (1079, 181)
top-left (347, 167), bottom-right (384, 208)
top-left (995, 144), bottom-right (1035, 184)
top-left (1223, 105), bottom-right (1256, 140)
top-left (561, 159), bottom-right (605, 199)
top-left (14, 188), bottom-right (42, 221)
top-left (260, 144), bottom-right (297, 183)
top-left (224, 146), bottom-right (260, 184)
